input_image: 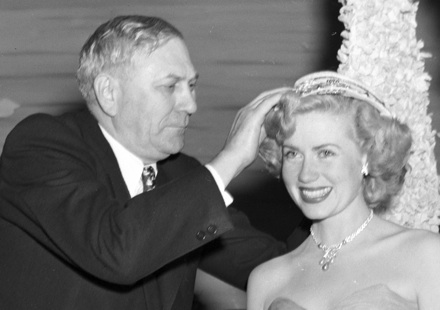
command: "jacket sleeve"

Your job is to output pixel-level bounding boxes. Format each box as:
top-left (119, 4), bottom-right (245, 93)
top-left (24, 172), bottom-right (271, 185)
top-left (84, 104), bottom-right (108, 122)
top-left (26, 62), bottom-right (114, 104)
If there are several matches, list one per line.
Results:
top-left (197, 207), bottom-right (287, 290)
top-left (0, 114), bottom-right (233, 285)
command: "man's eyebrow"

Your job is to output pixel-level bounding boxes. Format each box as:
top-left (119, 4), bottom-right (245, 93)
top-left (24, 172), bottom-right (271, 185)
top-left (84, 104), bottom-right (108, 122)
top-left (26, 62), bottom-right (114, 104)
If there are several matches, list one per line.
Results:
top-left (159, 72), bottom-right (199, 81)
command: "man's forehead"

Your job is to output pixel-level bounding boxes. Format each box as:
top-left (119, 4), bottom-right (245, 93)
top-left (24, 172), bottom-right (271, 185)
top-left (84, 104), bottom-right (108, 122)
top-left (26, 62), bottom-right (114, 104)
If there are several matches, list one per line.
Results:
top-left (142, 43), bottom-right (197, 80)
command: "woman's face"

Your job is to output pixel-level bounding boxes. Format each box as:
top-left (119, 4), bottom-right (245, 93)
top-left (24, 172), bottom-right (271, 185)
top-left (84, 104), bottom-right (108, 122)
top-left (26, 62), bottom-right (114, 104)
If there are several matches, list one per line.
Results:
top-left (281, 111), bottom-right (366, 220)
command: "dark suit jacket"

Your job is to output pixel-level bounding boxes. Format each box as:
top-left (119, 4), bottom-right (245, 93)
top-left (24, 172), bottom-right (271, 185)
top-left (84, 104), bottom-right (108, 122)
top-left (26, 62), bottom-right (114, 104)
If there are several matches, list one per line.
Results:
top-left (0, 109), bottom-right (285, 310)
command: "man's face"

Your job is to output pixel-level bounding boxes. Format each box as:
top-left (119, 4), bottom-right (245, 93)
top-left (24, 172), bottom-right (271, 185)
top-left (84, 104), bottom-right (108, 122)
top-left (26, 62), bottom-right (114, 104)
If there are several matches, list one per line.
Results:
top-left (113, 37), bottom-right (198, 163)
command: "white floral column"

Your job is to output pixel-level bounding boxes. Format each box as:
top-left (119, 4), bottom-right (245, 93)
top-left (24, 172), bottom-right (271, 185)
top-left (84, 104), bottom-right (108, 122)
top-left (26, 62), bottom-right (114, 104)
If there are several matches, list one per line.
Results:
top-left (337, 0), bottom-right (440, 232)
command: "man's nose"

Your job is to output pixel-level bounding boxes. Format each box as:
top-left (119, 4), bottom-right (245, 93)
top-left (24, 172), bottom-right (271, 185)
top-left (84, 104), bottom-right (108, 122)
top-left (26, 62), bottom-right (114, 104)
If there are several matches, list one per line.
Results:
top-left (177, 87), bottom-right (197, 114)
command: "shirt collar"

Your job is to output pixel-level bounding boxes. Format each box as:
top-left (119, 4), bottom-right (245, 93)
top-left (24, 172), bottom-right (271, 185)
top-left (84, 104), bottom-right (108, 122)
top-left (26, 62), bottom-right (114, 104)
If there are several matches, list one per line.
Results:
top-left (99, 125), bottom-right (157, 197)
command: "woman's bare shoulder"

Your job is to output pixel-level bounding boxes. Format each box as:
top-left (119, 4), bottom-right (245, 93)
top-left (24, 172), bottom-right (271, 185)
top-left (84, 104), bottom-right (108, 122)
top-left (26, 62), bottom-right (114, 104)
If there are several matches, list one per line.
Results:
top-left (382, 221), bottom-right (440, 270)
top-left (394, 224), bottom-right (440, 249)
top-left (401, 228), bottom-right (440, 306)
top-left (405, 227), bottom-right (440, 258)
top-left (251, 251), bottom-right (295, 279)
top-left (247, 251), bottom-right (299, 309)
top-left (377, 217), bottom-right (439, 244)
top-left (372, 217), bottom-right (440, 268)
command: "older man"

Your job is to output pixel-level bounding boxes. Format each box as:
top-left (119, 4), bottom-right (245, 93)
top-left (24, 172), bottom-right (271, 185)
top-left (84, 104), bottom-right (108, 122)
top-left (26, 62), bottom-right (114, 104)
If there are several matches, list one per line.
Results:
top-left (0, 15), bottom-right (290, 309)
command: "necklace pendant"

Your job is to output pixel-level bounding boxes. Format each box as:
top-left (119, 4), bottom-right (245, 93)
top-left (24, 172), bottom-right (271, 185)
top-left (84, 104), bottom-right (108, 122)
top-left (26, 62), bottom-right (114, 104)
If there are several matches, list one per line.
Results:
top-left (319, 253), bottom-right (335, 270)
top-left (309, 210), bottom-right (374, 272)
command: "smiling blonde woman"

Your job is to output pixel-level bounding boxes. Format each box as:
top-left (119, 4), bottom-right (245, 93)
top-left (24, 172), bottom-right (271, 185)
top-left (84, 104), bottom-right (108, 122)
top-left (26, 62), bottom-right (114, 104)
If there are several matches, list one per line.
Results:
top-left (247, 71), bottom-right (440, 310)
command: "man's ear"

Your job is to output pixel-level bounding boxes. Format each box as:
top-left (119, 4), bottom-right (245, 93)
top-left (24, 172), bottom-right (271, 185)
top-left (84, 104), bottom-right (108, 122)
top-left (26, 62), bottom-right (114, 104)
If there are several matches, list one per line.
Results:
top-left (93, 73), bottom-right (120, 117)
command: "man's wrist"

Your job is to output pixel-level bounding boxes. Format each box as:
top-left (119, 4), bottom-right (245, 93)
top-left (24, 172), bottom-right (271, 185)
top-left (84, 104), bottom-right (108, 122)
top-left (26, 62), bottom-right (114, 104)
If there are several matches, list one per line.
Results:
top-left (205, 164), bottom-right (234, 207)
top-left (207, 151), bottom-right (243, 188)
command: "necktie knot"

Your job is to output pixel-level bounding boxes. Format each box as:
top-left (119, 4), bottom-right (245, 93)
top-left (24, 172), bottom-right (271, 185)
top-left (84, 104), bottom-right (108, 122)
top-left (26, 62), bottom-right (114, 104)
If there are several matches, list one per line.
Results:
top-left (142, 166), bottom-right (156, 192)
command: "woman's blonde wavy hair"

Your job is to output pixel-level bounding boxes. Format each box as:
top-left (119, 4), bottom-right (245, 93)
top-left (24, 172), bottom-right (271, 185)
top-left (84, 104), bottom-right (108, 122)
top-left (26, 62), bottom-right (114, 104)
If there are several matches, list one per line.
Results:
top-left (259, 91), bottom-right (412, 211)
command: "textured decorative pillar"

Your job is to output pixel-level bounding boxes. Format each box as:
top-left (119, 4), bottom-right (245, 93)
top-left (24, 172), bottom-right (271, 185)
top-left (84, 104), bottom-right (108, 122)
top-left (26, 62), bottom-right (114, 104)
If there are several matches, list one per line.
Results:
top-left (337, 0), bottom-right (440, 231)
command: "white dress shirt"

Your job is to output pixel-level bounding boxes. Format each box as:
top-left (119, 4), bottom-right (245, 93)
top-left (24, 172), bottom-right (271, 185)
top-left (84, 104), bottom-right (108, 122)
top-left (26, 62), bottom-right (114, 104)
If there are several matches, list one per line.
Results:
top-left (99, 125), bottom-right (232, 205)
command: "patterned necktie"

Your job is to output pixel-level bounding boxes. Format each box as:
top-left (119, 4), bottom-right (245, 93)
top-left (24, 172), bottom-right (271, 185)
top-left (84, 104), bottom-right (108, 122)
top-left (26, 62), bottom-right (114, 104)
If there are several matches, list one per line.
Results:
top-left (142, 166), bottom-right (156, 192)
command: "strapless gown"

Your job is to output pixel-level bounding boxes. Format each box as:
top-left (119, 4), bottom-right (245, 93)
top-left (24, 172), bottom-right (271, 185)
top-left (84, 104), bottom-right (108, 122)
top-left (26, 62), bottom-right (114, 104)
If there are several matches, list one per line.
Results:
top-left (268, 284), bottom-right (418, 310)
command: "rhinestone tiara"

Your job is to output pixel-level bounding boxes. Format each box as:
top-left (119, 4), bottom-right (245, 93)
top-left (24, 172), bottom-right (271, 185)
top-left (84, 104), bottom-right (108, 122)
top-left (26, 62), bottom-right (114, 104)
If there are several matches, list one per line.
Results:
top-left (292, 71), bottom-right (392, 118)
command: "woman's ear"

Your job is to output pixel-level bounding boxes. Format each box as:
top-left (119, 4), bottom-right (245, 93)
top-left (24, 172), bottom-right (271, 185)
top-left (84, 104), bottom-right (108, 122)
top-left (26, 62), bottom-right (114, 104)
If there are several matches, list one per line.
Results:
top-left (93, 73), bottom-right (120, 117)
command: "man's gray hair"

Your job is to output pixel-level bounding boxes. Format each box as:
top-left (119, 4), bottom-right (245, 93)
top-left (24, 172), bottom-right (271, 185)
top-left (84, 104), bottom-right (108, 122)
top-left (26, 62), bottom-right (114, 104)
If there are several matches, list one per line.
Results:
top-left (76, 15), bottom-right (183, 104)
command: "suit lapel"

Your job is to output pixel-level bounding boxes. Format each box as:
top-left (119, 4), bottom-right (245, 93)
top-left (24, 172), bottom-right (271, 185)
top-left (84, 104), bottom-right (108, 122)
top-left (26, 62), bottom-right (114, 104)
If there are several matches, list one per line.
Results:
top-left (75, 110), bottom-right (130, 203)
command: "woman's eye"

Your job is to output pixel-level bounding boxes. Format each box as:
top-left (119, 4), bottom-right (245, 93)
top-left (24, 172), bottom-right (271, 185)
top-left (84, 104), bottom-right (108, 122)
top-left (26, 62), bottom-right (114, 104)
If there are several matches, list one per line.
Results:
top-left (318, 149), bottom-right (334, 158)
top-left (284, 150), bottom-right (298, 159)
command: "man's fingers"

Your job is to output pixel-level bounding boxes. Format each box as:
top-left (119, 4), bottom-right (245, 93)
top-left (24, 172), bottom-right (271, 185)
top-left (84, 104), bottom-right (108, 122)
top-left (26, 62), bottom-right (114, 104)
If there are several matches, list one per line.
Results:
top-left (250, 87), bottom-right (292, 104)
top-left (227, 87), bottom-right (292, 144)
top-left (247, 87), bottom-right (292, 108)
top-left (258, 125), bottom-right (267, 144)
top-left (246, 87), bottom-right (291, 124)
top-left (229, 87), bottom-right (291, 137)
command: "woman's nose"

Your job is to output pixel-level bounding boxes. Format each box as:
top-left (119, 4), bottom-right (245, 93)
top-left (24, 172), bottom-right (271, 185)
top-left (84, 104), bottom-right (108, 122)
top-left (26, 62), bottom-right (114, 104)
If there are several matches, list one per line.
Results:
top-left (298, 159), bottom-right (319, 183)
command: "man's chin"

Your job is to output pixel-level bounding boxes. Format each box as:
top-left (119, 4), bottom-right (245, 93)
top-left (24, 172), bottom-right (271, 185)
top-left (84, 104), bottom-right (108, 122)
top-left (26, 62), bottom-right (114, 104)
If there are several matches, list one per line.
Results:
top-left (164, 140), bottom-right (185, 156)
top-left (152, 134), bottom-right (185, 157)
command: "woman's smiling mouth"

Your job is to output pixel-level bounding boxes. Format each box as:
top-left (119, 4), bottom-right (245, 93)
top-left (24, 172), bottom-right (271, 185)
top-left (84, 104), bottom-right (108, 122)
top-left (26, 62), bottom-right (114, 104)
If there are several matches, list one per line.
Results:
top-left (299, 187), bottom-right (332, 203)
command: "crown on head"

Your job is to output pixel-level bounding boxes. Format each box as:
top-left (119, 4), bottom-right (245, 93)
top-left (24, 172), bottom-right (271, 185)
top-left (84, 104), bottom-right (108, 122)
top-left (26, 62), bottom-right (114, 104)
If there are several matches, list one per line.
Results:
top-left (292, 71), bottom-right (392, 118)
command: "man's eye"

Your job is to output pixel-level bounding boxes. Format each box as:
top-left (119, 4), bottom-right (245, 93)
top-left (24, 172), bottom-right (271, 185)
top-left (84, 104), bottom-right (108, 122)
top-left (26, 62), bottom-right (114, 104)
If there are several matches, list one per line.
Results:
top-left (189, 82), bottom-right (197, 91)
top-left (161, 84), bottom-right (176, 93)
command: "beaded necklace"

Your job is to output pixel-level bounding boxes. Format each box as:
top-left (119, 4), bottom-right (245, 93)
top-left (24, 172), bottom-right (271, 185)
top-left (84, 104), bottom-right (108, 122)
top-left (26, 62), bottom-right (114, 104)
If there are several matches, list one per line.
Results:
top-left (310, 210), bottom-right (374, 271)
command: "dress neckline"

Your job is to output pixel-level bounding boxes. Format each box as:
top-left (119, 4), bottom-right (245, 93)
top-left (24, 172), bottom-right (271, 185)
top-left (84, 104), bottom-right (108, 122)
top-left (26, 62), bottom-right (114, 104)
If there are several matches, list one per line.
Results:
top-left (269, 284), bottom-right (417, 310)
